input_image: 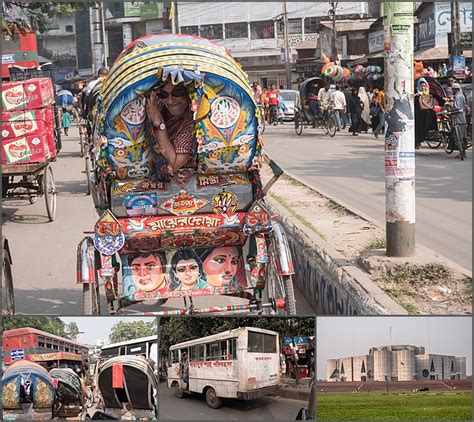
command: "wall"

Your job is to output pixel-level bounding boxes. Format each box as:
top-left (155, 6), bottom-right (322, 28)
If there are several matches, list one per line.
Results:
top-left (268, 199), bottom-right (406, 315)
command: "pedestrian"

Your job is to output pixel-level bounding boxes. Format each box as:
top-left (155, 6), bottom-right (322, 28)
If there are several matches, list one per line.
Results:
top-left (342, 84), bottom-right (352, 128)
top-left (373, 87), bottom-right (386, 139)
top-left (358, 86), bottom-right (370, 133)
top-left (317, 82), bottom-right (331, 120)
top-left (331, 85), bottom-right (346, 131)
top-left (62, 107), bottom-right (71, 136)
top-left (347, 88), bottom-right (362, 136)
top-left (277, 92), bottom-right (287, 124)
top-left (451, 82), bottom-right (467, 160)
top-left (267, 84), bottom-right (280, 125)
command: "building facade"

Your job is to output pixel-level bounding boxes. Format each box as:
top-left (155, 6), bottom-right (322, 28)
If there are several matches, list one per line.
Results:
top-left (327, 345), bottom-right (467, 382)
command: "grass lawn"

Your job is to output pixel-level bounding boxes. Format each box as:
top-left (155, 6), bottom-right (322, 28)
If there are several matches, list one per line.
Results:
top-left (317, 392), bottom-right (472, 420)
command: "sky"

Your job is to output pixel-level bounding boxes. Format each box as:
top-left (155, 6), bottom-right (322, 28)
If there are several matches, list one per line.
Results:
top-left (317, 316), bottom-right (472, 380)
top-left (60, 317), bottom-right (156, 346)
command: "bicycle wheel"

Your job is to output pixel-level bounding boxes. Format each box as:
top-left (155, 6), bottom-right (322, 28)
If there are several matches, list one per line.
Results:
top-left (79, 127), bottom-right (85, 158)
top-left (265, 230), bottom-right (296, 315)
top-left (260, 114), bottom-right (266, 134)
top-left (443, 131), bottom-right (455, 154)
top-left (328, 112), bottom-right (337, 137)
top-left (294, 113), bottom-right (303, 135)
top-left (425, 134), bottom-right (442, 149)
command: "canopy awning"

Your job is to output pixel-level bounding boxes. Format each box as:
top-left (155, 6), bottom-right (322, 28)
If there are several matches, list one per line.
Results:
top-left (415, 46), bottom-right (472, 61)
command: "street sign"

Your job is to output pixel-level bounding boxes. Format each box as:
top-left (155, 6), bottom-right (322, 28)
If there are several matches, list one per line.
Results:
top-left (447, 32), bottom-right (473, 54)
top-left (11, 348), bottom-right (25, 361)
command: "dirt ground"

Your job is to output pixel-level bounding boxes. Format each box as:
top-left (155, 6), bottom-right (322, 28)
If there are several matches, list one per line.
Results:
top-left (260, 162), bottom-right (472, 315)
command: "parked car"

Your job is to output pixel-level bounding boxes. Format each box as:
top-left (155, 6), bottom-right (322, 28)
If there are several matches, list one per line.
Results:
top-left (416, 386), bottom-right (430, 392)
top-left (279, 89), bottom-right (300, 121)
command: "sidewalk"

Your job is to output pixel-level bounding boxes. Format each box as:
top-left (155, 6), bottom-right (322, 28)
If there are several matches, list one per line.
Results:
top-left (277, 377), bottom-right (312, 401)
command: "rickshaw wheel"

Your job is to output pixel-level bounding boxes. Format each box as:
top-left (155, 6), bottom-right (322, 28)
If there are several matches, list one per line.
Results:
top-left (79, 128), bottom-right (85, 158)
top-left (2, 250), bottom-right (15, 314)
top-left (328, 112), bottom-right (337, 137)
top-left (265, 231), bottom-right (297, 315)
top-left (29, 195), bottom-right (38, 204)
top-left (83, 282), bottom-right (101, 315)
top-left (205, 387), bottom-right (223, 409)
top-left (44, 165), bottom-right (57, 221)
top-left (294, 113), bottom-right (303, 135)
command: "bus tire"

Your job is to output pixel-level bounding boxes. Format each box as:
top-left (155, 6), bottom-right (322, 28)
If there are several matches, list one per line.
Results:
top-left (175, 384), bottom-right (184, 399)
top-left (205, 387), bottom-right (222, 409)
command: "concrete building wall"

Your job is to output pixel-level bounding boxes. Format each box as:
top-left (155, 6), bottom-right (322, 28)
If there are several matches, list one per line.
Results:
top-left (352, 355), bottom-right (370, 381)
top-left (455, 357), bottom-right (467, 379)
top-left (373, 349), bottom-right (391, 381)
top-left (397, 349), bottom-right (416, 381)
top-left (326, 359), bottom-right (338, 381)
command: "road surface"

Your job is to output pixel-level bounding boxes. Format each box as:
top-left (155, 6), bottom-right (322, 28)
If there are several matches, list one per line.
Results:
top-left (263, 124), bottom-right (472, 271)
top-left (2, 126), bottom-right (313, 315)
top-left (159, 381), bottom-right (307, 420)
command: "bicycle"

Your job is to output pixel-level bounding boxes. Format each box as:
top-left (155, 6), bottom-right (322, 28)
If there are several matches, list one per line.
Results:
top-left (438, 110), bottom-right (467, 158)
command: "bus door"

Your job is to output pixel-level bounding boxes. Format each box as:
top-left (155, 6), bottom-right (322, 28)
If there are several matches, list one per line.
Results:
top-left (242, 331), bottom-right (280, 389)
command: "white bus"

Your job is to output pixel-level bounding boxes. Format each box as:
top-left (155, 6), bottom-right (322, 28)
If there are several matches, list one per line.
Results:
top-left (167, 327), bottom-right (281, 408)
top-left (100, 336), bottom-right (158, 364)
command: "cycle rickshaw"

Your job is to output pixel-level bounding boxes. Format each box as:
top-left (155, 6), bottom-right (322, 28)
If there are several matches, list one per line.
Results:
top-left (76, 34), bottom-right (296, 316)
top-left (50, 368), bottom-right (90, 419)
top-left (294, 77), bottom-right (337, 137)
top-left (2, 360), bottom-right (56, 420)
top-left (87, 356), bottom-right (158, 420)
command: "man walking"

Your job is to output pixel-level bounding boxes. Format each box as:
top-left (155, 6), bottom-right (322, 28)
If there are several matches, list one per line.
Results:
top-left (451, 83), bottom-right (467, 160)
top-left (267, 84), bottom-right (280, 125)
top-left (373, 87), bottom-right (386, 139)
top-left (331, 85), bottom-right (347, 131)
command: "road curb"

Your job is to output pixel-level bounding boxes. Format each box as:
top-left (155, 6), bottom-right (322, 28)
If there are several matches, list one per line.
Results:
top-left (281, 168), bottom-right (472, 279)
top-left (266, 197), bottom-right (408, 315)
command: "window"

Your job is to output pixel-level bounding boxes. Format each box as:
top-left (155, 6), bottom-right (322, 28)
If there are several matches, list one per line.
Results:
top-left (229, 338), bottom-right (237, 359)
top-left (250, 21), bottom-right (275, 40)
top-left (2, 36), bottom-right (20, 51)
top-left (248, 332), bottom-right (277, 353)
top-left (206, 341), bottom-right (228, 361)
top-left (65, 25), bottom-right (74, 33)
top-left (288, 18), bottom-right (302, 34)
top-left (190, 345), bottom-right (205, 361)
top-left (200, 24), bottom-right (223, 40)
top-left (181, 26), bottom-right (199, 36)
top-left (225, 22), bottom-right (248, 39)
top-left (304, 17), bottom-right (321, 34)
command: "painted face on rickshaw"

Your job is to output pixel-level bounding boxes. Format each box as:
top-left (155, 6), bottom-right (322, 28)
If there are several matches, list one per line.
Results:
top-left (157, 81), bottom-right (190, 117)
top-left (174, 259), bottom-right (200, 289)
top-left (420, 83), bottom-right (429, 94)
top-left (203, 247), bottom-right (239, 287)
top-left (130, 254), bottom-right (165, 292)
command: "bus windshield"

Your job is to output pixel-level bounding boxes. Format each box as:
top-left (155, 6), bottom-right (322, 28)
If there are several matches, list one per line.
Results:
top-left (247, 332), bottom-right (277, 353)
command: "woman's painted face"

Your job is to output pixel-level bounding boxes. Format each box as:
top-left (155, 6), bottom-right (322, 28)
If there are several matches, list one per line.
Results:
top-left (131, 254), bottom-right (165, 292)
top-left (174, 259), bottom-right (200, 289)
top-left (203, 247), bottom-right (239, 287)
top-left (421, 82), bottom-right (429, 93)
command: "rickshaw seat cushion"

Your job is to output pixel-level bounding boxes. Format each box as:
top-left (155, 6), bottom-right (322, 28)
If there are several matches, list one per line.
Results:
top-left (110, 169), bottom-right (257, 218)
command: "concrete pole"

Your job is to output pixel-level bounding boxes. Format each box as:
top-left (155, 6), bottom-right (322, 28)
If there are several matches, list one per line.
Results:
top-left (100, 2), bottom-right (109, 67)
top-left (282, 1), bottom-right (292, 88)
top-left (383, 2), bottom-right (416, 257)
top-left (450, 1), bottom-right (461, 57)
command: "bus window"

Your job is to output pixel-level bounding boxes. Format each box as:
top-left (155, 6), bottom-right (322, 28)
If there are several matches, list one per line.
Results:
top-left (190, 345), bottom-right (205, 361)
top-left (206, 341), bottom-right (227, 361)
top-left (229, 338), bottom-right (237, 359)
top-left (149, 343), bottom-right (158, 363)
top-left (248, 332), bottom-right (277, 353)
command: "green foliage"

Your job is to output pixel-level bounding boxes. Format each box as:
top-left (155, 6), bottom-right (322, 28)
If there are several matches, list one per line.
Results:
top-left (109, 320), bottom-right (157, 343)
top-left (159, 317), bottom-right (315, 357)
top-left (64, 322), bottom-right (80, 341)
top-left (3, 316), bottom-right (67, 337)
top-left (317, 392), bottom-right (472, 420)
top-left (2, 2), bottom-right (94, 37)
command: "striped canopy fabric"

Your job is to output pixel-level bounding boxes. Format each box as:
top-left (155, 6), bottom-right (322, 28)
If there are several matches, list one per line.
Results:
top-left (94, 34), bottom-right (261, 180)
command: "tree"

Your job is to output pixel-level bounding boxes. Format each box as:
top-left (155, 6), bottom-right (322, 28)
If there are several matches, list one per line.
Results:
top-left (3, 316), bottom-right (67, 337)
top-left (109, 320), bottom-right (157, 343)
top-left (1, 2), bottom-right (93, 37)
top-left (64, 322), bottom-right (80, 341)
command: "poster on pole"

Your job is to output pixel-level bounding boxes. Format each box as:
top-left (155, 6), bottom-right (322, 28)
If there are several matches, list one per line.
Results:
top-left (452, 55), bottom-right (466, 79)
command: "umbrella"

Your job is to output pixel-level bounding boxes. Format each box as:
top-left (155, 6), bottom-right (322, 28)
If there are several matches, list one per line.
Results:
top-left (56, 89), bottom-right (74, 108)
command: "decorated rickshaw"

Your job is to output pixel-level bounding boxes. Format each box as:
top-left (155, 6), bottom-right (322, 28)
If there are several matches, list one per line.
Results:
top-left (2, 360), bottom-right (55, 420)
top-left (50, 368), bottom-right (90, 419)
top-left (294, 77), bottom-right (337, 137)
top-left (76, 34), bottom-right (296, 316)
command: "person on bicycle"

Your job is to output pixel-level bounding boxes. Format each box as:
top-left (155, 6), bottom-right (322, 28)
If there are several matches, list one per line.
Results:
top-left (451, 82), bottom-right (467, 160)
top-left (251, 82), bottom-right (262, 104)
top-left (317, 82), bottom-right (330, 120)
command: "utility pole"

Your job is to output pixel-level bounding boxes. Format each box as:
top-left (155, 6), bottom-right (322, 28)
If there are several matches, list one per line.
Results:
top-left (328, 1), bottom-right (338, 62)
top-left (282, 1), bottom-right (292, 88)
top-left (90, 4), bottom-right (103, 74)
top-left (384, 2), bottom-right (416, 257)
top-left (451, 1), bottom-right (461, 56)
top-left (100, 2), bottom-right (108, 67)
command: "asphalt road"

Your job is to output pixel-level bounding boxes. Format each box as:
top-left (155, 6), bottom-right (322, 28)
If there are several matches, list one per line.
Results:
top-left (159, 381), bottom-right (306, 420)
top-left (263, 123), bottom-right (472, 271)
top-left (2, 125), bottom-right (313, 315)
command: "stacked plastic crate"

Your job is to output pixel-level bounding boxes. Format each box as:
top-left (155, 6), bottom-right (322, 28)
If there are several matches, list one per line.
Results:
top-left (1, 78), bottom-right (56, 165)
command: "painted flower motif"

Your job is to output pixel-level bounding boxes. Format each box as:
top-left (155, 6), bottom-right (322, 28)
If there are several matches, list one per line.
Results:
top-left (238, 144), bottom-right (250, 156)
top-left (209, 150), bottom-right (221, 159)
top-left (115, 148), bottom-right (126, 157)
top-left (195, 127), bottom-right (204, 138)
